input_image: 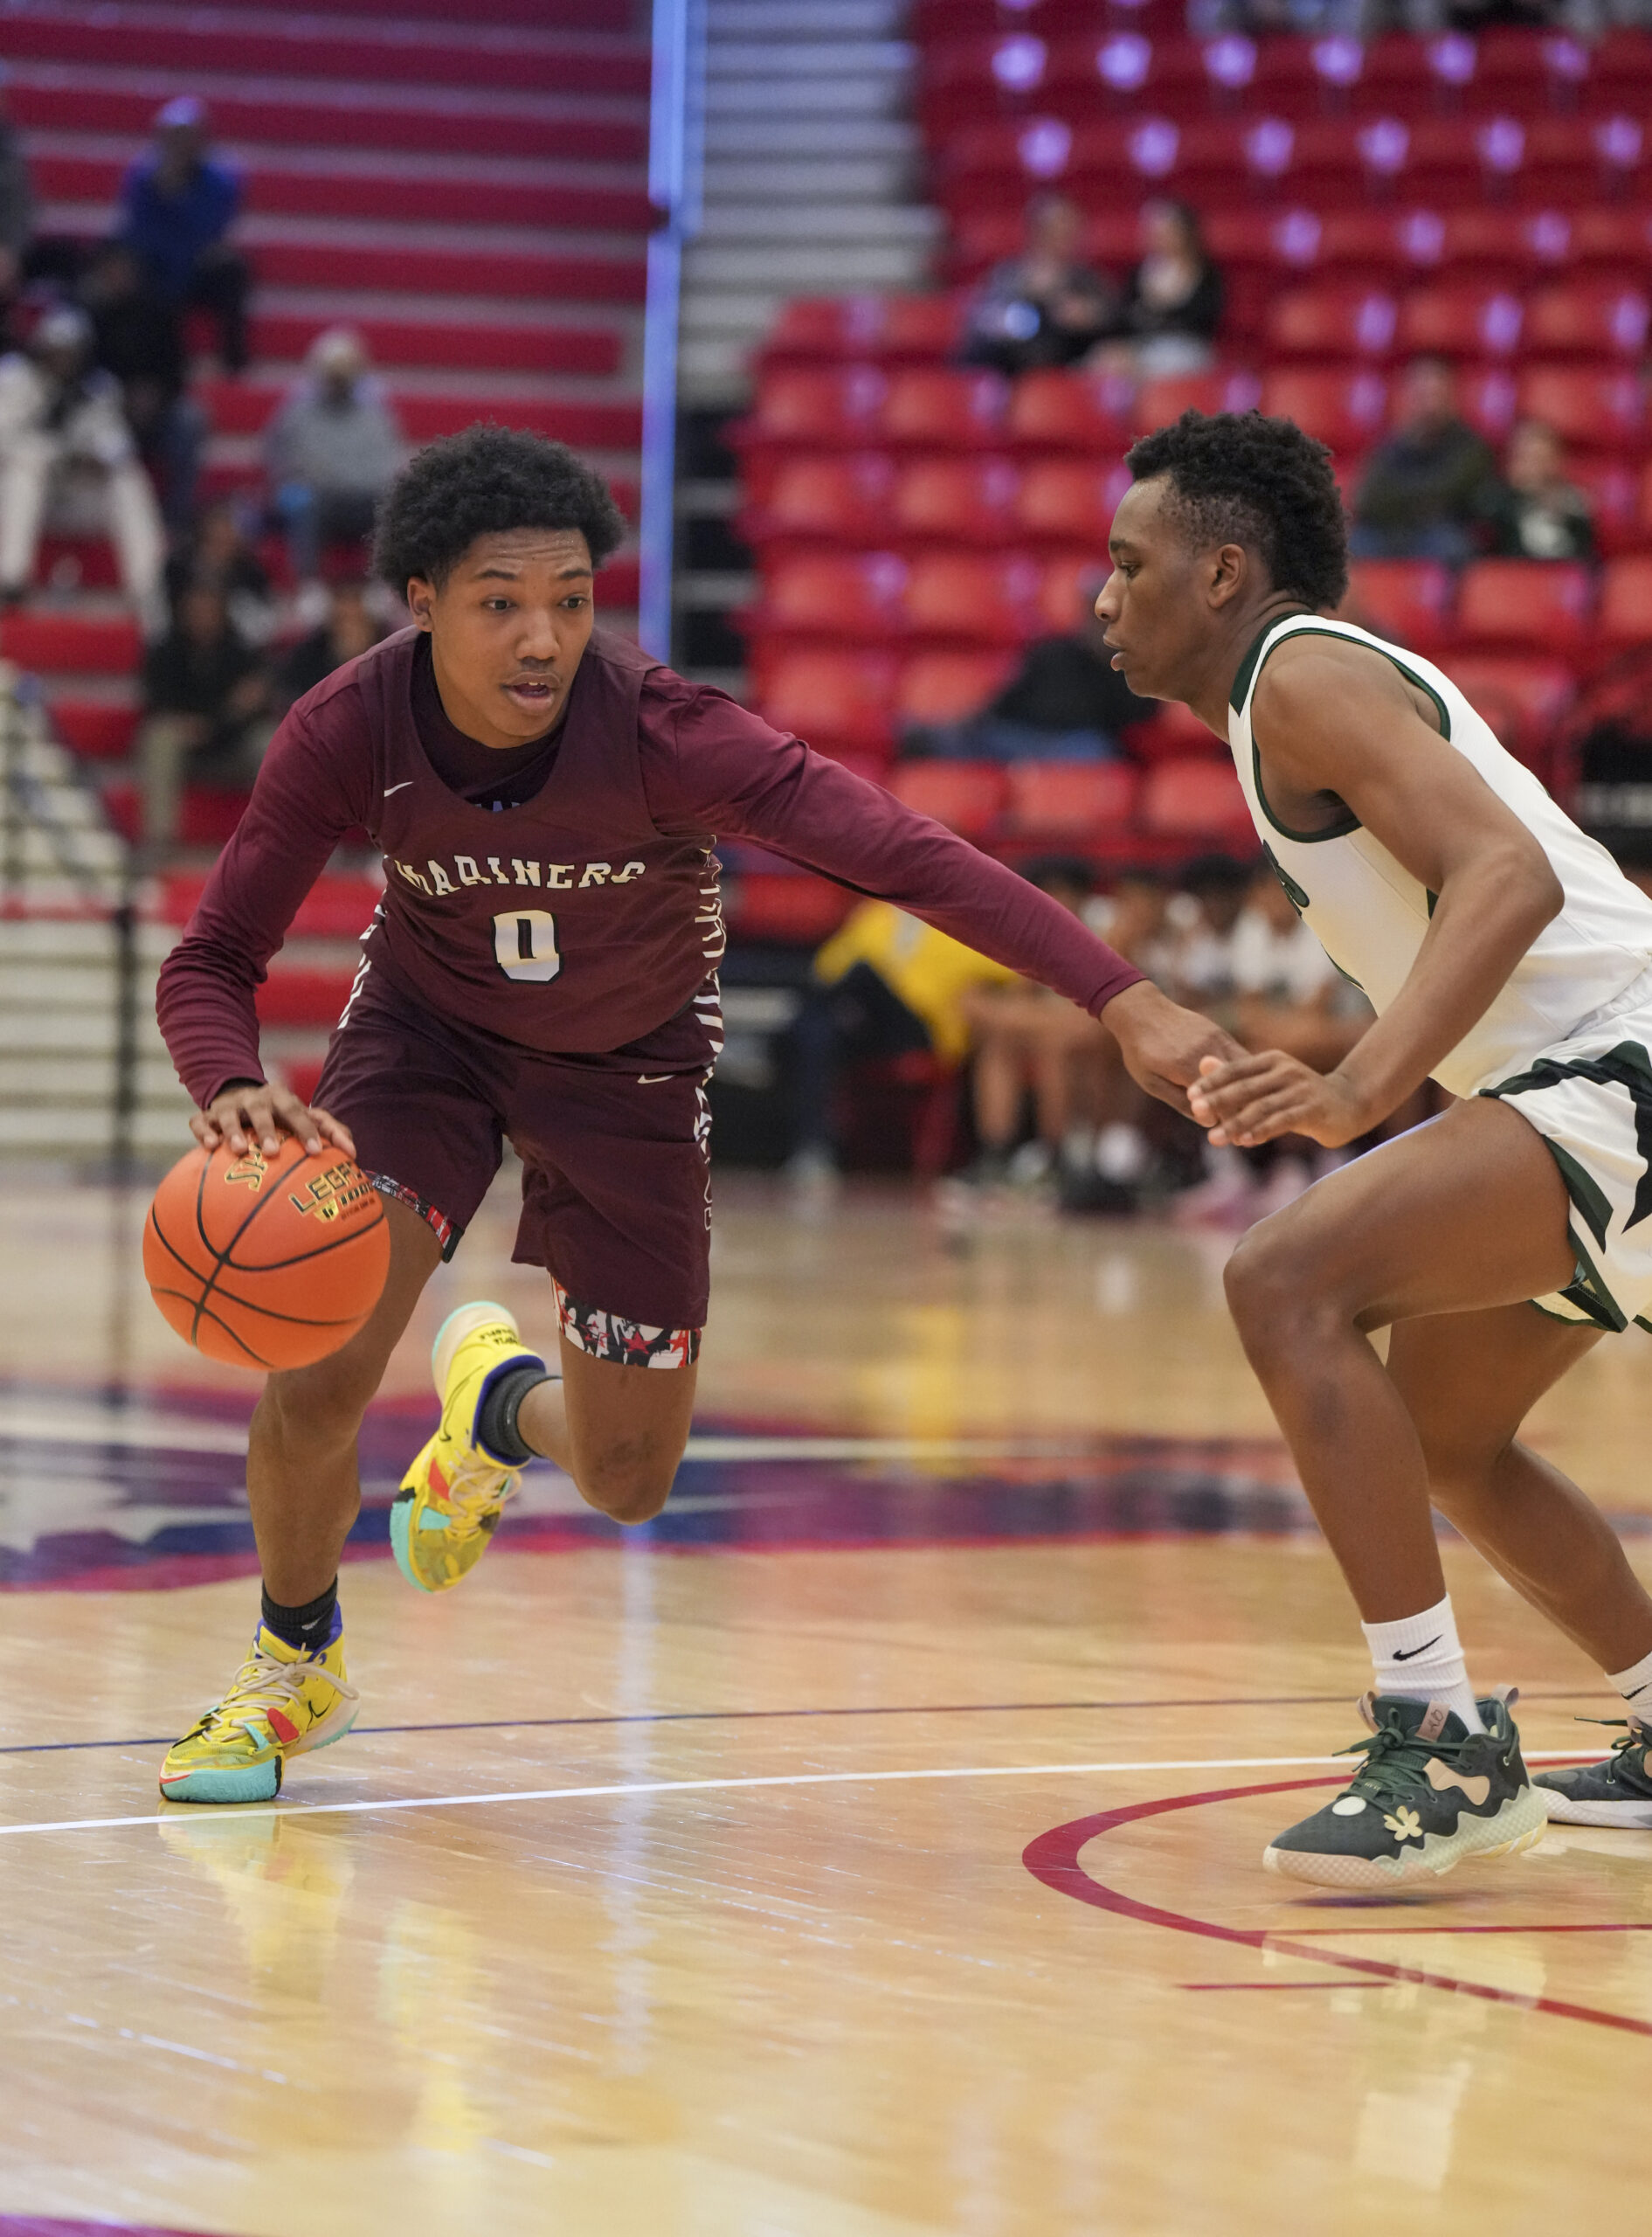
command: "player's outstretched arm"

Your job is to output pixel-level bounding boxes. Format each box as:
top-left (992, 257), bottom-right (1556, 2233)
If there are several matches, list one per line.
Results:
top-left (191, 1078), bottom-right (356, 1161)
top-left (1189, 641), bottom-right (1563, 1150)
top-left (1102, 980), bottom-right (1247, 1117)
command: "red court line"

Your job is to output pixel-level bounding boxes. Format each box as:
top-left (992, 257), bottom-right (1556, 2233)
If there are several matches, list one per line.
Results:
top-left (1023, 1777), bottom-right (1652, 2039)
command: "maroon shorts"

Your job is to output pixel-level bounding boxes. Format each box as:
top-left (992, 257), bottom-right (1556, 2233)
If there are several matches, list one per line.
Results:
top-left (313, 962), bottom-right (720, 1360)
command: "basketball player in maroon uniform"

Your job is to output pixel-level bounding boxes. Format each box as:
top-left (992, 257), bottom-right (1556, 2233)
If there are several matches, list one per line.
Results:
top-left (154, 426), bottom-right (1238, 1803)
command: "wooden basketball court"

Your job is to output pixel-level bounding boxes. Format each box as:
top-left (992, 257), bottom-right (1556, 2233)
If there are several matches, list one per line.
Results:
top-left (3, 1167), bottom-right (1649, 2236)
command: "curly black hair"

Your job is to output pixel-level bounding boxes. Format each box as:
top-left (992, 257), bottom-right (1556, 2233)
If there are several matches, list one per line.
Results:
top-left (374, 423), bottom-right (628, 591)
top-left (1123, 410), bottom-right (1348, 609)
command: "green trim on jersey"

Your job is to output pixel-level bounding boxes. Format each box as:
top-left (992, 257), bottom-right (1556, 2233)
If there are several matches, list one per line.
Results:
top-left (1235, 620), bottom-right (1452, 848)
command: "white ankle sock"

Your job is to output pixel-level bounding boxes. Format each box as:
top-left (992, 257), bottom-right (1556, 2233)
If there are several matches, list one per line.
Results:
top-left (1360, 1594), bottom-right (1484, 1733)
top-left (1607, 1643), bottom-right (1652, 1717)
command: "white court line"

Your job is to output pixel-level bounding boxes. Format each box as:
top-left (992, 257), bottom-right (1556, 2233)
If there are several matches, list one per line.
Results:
top-left (0, 1749), bottom-right (1591, 1840)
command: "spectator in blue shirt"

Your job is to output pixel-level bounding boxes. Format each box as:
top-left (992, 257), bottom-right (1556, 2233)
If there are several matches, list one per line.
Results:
top-left (118, 97), bottom-right (249, 373)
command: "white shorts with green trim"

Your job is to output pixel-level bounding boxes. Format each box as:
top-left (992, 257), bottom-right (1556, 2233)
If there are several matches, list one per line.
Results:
top-left (1481, 973), bottom-right (1652, 1334)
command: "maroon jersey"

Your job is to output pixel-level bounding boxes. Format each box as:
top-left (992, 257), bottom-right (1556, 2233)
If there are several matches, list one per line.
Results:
top-left (157, 626), bottom-right (1144, 1106)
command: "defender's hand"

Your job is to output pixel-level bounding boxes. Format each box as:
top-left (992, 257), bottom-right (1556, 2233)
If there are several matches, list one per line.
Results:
top-left (1189, 1051), bottom-right (1371, 1149)
top-left (1101, 981), bottom-right (1247, 1116)
top-left (191, 1080), bottom-right (356, 1160)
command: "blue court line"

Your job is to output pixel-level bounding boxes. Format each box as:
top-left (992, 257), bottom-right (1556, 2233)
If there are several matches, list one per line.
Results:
top-left (0, 1688), bottom-right (1607, 1757)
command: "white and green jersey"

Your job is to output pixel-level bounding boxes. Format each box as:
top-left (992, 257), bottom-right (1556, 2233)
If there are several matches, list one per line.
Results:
top-left (1227, 613), bottom-right (1652, 1098)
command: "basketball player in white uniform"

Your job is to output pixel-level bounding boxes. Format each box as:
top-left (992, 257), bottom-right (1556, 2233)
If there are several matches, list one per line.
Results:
top-left (1099, 409), bottom-right (1652, 1887)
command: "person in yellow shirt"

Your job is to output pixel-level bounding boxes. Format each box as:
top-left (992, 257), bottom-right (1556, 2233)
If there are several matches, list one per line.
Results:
top-left (787, 899), bottom-right (1017, 1186)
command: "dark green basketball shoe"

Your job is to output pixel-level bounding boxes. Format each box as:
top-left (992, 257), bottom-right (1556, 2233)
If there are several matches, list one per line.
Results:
top-left (1264, 1691), bottom-right (1546, 1890)
top-left (1534, 1720), bottom-right (1652, 1827)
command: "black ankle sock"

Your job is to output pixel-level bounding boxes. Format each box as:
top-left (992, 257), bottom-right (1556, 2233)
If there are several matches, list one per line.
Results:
top-left (476, 1361), bottom-right (554, 1465)
top-left (260, 1577), bottom-right (339, 1655)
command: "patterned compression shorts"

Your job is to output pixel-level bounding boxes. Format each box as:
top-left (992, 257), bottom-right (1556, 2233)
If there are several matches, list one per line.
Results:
top-left (1482, 971), bottom-right (1652, 1335)
top-left (313, 964), bottom-right (718, 1362)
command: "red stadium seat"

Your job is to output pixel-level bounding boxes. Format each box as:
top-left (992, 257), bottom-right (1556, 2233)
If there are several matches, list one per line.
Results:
top-left (1456, 364), bottom-right (1522, 445)
top-left (875, 367), bottom-right (1009, 450)
top-left (1440, 207), bottom-right (1575, 282)
top-left (761, 298), bottom-right (863, 361)
top-left (755, 649), bottom-right (897, 756)
top-left (1003, 761), bottom-right (1139, 843)
top-left (1523, 285), bottom-right (1652, 360)
top-left (1139, 758), bottom-right (1254, 842)
top-left (1455, 560), bottom-right (1593, 652)
top-left (1526, 114), bottom-right (1646, 199)
top-left (888, 762), bottom-right (1008, 841)
top-left (1266, 287), bottom-right (1400, 360)
top-left (1594, 29), bottom-right (1652, 98)
top-left (1517, 367), bottom-right (1647, 451)
top-left (1399, 287), bottom-right (1525, 360)
top-left (1437, 655), bottom-right (1576, 773)
top-left (1133, 369), bottom-right (1262, 435)
top-left (903, 551), bottom-right (1044, 646)
top-left (1125, 701), bottom-right (1226, 763)
top-left (1259, 369), bottom-right (1388, 452)
top-left (1596, 557), bottom-right (1652, 648)
top-left (1570, 209), bottom-right (1652, 272)
top-left (754, 551), bottom-right (909, 642)
top-left (740, 454), bottom-right (894, 546)
top-left (1037, 551), bottom-right (1106, 635)
top-left (1344, 561), bottom-right (1456, 654)
top-left (1566, 456), bottom-right (1641, 555)
top-left (739, 365), bottom-right (886, 448)
top-left (1308, 208), bottom-right (1446, 281)
top-left (1013, 458), bottom-right (1129, 549)
top-left (895, 650), bottom-right (1020, 727)
top-left (889, 456), bottom-right (1020, 546)
top-left (1005, 371), bottom-right (1130, 454)
top-left (871, 294), bottom-right (970, 362)
top-left (1477, 29), bottom-right (1593, 107)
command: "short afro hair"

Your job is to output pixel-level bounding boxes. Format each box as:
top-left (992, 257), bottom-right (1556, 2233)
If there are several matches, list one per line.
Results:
top-left (374, 423), bottom-right (627, 592)
top-left (1123, 410), bottom-right (1348, 610)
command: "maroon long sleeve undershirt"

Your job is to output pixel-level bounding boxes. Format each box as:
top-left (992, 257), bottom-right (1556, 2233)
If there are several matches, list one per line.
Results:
top-left (156, 654), bottom-right (1144, 1107)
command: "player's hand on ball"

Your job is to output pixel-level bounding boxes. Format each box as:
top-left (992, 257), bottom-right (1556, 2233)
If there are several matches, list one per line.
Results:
top-left (1100, 981), bottom-right (1248, 1117)
top-left (192, 1080), bottom-right (356, 1162)
top-left (1189, 1052), bottom-right (1369, 1149)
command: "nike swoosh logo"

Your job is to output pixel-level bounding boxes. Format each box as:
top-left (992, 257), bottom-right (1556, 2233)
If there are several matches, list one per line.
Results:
top-left (1627, 1683), bottom-right (1651, 1699)
top-left (384, 780), bottom-right (414, 796)
top-left (1392, 1637), bottom-right (1441, 1662)
top-left (638, 1073), bottom-right (674, 1084)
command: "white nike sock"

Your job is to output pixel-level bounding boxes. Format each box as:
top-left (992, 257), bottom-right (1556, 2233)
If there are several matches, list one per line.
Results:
top-left (1360, 1594), bottom-right (1484, 1733)
top-left (1607, 1644), bottom-right (1652, 1720)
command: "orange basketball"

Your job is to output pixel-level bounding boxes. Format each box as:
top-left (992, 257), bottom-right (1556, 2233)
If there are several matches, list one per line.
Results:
top-left (143, 1137), bottom-right (391, 1370)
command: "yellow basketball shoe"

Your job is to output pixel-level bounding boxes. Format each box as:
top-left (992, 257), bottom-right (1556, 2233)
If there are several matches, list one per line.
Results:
top-left (160, 1619), bottom-right (358, 1805)
top-left (391, 1301), bottom-right (547, 1594)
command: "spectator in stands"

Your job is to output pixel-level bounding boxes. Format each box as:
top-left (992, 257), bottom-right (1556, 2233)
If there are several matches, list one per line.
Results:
top-left (1350, 356), bottom-right (1498, 565)
top-left (79, 241), bottom-right (204, 536)
top-left (1173, 859), bottom-right (1371, 1227)
top-left (959, 195), bottom-right (1116, 377)
top-left (0, 302), bottom-right (166, 633)
top-left (1484, 419), bottom-right (1595, 563)
top-left (0, 66), bottom-right (34, 310)
top-left (957, 859), bottom-right (1164, 1207)
top-left (164, 498), bottom-right (277, 646)
top-left (1094, 201), bottom-right (1224, 381)
top-left (138, 575), bottom-right (273, 851)
top-left (266, 329), bottom-right (403, 588)
top-left (119, 98), bottom-right (248, 375)
top-left (902, 582), bottom-right (1154, 762)
top-left (784, 899), bottom-right (1019, 1192)
top-left (273, 578), bottom-right (385, 710)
